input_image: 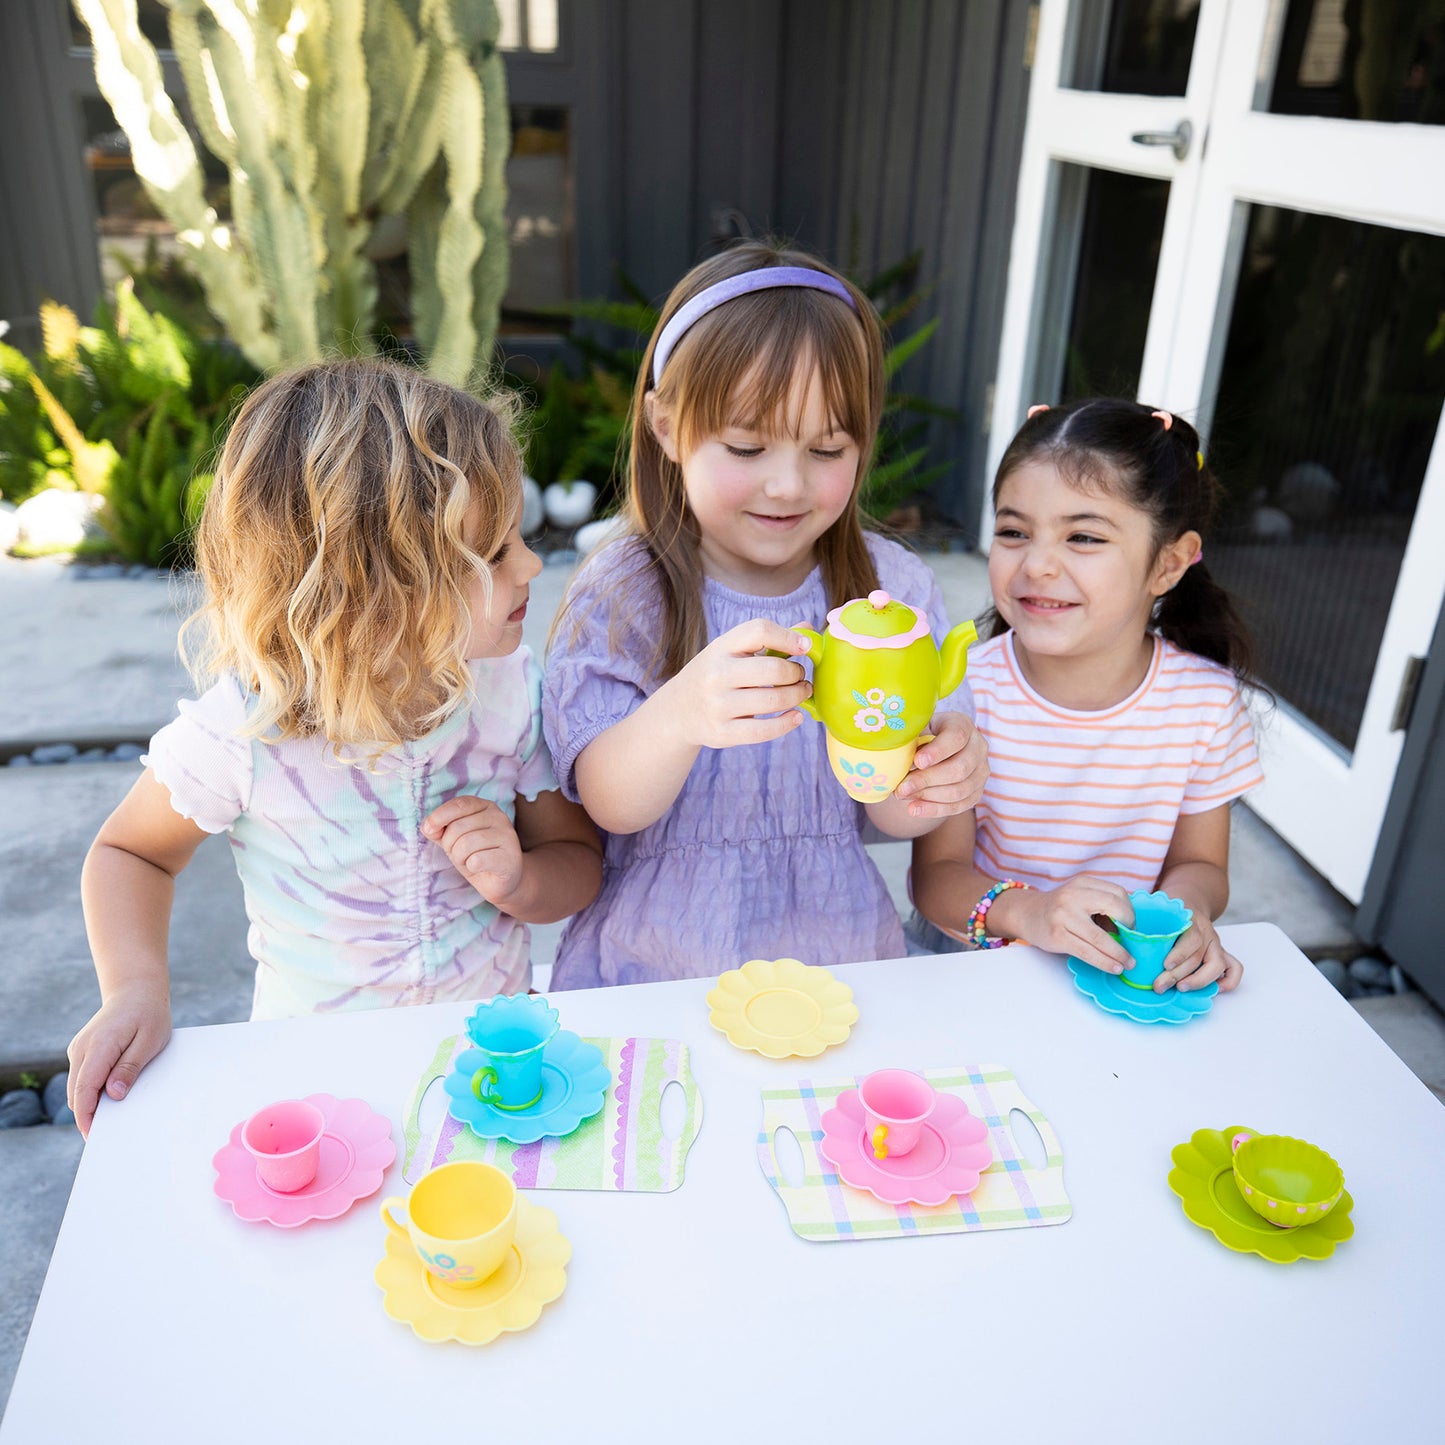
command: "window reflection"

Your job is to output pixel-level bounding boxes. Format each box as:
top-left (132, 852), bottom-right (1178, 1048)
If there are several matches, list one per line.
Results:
top-left (1268, 0), bottom-right (1445, 124)
top-left (1206, 207), bottom-right (1445, 751)
top-left (1068, 0), bottom-right (1199, 96)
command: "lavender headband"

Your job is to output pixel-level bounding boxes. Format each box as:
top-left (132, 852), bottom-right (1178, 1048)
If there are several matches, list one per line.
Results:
top-left (651, 266), bottom-right (858, 381)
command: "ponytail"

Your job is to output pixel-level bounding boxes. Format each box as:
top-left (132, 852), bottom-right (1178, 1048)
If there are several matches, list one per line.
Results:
top-left (1155, 560), bottom-right (1256, 680)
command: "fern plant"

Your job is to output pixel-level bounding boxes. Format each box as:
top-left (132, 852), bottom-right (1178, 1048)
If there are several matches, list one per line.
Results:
top-left (0, 282), bottom-right (257, 563)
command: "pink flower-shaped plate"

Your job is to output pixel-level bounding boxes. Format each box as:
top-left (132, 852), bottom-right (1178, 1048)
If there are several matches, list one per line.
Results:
top-left (819, 1088), bottom-right (992, 1206)
top-left (213, 1093), bottom-right (395, 1227)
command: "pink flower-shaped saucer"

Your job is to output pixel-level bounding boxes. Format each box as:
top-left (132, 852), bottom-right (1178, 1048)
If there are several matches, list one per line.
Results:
top-left (819, 1088), bottom-right (993, 1206)
top-left (213, 1094), bottom-right (395, 1228)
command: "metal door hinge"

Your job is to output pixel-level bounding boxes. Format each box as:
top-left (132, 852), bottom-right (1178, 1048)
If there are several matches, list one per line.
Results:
top-left (1390, 654), bottom-right (1426, 732)
top-left (1024, 4), bottom-right (1039, 70)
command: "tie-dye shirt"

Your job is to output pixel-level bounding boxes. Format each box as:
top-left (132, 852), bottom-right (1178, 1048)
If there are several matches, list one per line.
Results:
top-left (144, 648), bottom-right (557, 1020)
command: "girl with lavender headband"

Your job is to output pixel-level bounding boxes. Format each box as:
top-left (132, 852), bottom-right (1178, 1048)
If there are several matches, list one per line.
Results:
top-left (542, 239), bottom-right (989, 988)
top-left (66, 360), bottom-right (603, 1135)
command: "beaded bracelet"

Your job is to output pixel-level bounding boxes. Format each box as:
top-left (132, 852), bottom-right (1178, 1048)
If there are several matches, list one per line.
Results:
top-left (967, 879), bottom-right (1030, 949)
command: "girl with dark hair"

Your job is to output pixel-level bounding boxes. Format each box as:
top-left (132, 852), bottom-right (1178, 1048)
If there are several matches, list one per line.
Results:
top-left (911, 398), bottom-right (1263, 992)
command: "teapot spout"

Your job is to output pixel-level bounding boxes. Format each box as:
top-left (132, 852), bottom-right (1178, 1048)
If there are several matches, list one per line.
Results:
top-left (938, 619), bottom-right (978, 697)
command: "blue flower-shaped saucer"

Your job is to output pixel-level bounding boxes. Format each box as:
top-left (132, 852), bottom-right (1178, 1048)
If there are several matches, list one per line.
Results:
top-left (443, 1030), bottom-right (611, 1142)
top-left (1066, 956), bottom-right (1217, 1025)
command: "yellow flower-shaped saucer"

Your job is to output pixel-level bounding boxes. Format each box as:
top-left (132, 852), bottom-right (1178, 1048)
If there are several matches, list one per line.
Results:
top-left (1168, 1125), bottom-right (1354, 1265)
top-left (374, 1196), bottom-right (570, 1344)
top-left (706, 957), bottom-right (858, 1058)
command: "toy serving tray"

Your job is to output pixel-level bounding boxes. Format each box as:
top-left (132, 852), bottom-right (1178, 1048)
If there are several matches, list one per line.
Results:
top-left (405, 1033), bottom-right (702, 1193)
top-left (759, 1063), bottom-right (1071, 1242)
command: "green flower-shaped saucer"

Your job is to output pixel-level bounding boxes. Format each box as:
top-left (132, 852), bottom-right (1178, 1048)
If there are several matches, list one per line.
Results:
top-left (1168, 1125), bottom-right (1354, 1264)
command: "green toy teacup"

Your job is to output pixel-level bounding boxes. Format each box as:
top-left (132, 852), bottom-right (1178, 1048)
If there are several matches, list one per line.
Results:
top-left (1230, 1130), bottom-right (1345, 1229)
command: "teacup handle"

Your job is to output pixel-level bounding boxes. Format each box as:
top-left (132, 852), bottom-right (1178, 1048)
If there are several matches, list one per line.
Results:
top-left (471, 1066), bottom-right (501, 1106)
top-left (380, 1195), bottom-right (409, 1238)
top-left (1230, 1130), bottom-right (1255, 1154)
top-left (871, 1125), bottom-right (889, 1160)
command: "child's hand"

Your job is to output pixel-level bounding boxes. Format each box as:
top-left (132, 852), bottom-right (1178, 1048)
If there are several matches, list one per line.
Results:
top-left (895, 712), bottom-right (989, 818)
top-left (1000, 876), bottom-right (1136, 973)
top-left (666, 619), bottom-right (813, 750)
top-left (1156, 913), bottom-right (1244, 993)
top-left (67, 982), bottom-right (172, 1138)
top-left (423, 795), bottom-right (526, 907)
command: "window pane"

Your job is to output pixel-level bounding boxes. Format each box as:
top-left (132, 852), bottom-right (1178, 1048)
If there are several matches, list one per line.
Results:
top-left (1031, 164), bottom-right (1170, 404)
top-left (1068, 0), bottom-right (1200, 95)
top-left (1206, 208), bottom-right (1445, 751)
top-left (1267, 0), bottom-right (1445, 124)
top-left (501, 105), bottom-right (573, 331)
top-left (70, 1), bottom-right (170, 50)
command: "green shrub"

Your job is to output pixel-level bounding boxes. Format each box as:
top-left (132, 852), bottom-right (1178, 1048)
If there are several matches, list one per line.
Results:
top-left (0, 282), bottom-right (258, 564)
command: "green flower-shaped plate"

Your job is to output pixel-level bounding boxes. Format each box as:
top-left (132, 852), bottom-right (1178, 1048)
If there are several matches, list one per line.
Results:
top-left (1168, 1125), bottom-right (1354, 1264)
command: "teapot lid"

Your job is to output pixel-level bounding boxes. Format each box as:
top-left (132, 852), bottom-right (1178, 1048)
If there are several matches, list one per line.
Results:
top-left (824, 591), bottom-right (931, 650)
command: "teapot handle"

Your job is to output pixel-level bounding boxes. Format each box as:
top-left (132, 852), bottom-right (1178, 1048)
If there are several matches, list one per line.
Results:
top-left (777, 625), bottom-right (824, 721)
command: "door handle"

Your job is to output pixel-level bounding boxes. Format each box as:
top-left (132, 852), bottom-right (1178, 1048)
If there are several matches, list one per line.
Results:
top-left (1130, 118), bottom-right (1192, 161)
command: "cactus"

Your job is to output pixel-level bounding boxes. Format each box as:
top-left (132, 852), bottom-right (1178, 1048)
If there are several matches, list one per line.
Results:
top-left (73, 0), bottom-right (510, 380)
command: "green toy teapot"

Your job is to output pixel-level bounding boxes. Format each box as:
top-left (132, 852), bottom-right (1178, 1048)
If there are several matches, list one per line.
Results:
top-left (793, 590), bottom-right (977, 799)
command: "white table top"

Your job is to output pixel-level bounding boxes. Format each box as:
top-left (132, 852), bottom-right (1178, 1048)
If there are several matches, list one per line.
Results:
top-left (5, 923), bottom-right (1442, 1444)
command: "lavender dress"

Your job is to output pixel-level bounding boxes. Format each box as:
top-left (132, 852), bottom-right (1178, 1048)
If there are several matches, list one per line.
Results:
top-left (543, 535), bottom-right (975, 989)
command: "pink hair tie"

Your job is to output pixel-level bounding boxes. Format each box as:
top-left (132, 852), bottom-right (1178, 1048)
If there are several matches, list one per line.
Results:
top-left (1026, 404), bottom-right (1050, 419)
top-left (1151, 409), bottom-right (1174, 431)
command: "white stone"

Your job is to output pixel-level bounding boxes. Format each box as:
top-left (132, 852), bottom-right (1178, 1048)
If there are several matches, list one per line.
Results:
top-left (520, 476), bottom-right (544, 537)
top-left (13, 490), bottom-right (106, 552)
top-left (1276, 461), bottom-right (1340, 525)
top-left (543, 480), bottom-right (597, 529)
top-left (1249, 505), bottom-right (1293, 544)
top-left (575, 515), bottom-right (628, 558)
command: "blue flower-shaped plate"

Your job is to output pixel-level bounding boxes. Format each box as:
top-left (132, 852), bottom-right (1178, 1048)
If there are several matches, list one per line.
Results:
top-left (1066, 956), bottom-right (1216, 1025)
top-left (443, 1029), bottom-right (611, 1143)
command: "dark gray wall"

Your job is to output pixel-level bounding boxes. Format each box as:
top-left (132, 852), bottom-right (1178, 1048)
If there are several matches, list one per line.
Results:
top-left (1357, 611), bottom-right (1445, 1010)
top-left (578, 0), bottom-right (1034, 531)
top-left (2, 0), bottom-right (1034, 528)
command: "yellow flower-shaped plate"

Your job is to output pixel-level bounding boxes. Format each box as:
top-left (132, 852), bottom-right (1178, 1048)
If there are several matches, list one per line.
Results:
top-left (706, 957), bottom-right (858, 1058)
top-left (374, 1196), bottom-right (570, 1345)
top-left (1168, 1125), bottom-right (1354, 1264)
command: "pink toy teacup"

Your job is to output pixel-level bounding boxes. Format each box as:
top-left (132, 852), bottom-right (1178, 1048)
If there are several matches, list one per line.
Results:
top-left (857, 1069), bottom-right (938, 1160)
top-left (241, 1099), bottom-right (327, 1193)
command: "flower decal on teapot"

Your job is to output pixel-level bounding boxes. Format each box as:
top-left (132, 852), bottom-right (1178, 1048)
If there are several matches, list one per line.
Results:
top-left (852, 689), bottom-right (908, 732)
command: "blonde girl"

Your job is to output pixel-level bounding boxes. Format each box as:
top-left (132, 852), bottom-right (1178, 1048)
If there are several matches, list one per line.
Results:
top-left (911, 398), bottom-right (1263, 989)
top-left (67, 359), bottom-right (601, 1135)
top-left (542, 240), bottom-right (989, 988)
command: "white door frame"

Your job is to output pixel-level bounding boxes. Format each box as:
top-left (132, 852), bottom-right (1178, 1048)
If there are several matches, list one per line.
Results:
top-left (987, 0), bottom-right (1445, 902)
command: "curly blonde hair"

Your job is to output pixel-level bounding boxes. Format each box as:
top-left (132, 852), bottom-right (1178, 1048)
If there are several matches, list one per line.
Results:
top-left (182, 358), bottom-right (522, 750)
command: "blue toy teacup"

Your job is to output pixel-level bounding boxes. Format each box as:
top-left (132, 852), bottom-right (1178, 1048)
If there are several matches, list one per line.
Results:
top-left (465, 994), bottom-right (560, 1111)
top-left (1112, 890), bottom-right (1193, 991)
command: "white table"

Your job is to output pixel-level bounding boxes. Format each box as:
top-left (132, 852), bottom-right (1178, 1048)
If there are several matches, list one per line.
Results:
top-left (5, 924), bottom-right (1442, 1443)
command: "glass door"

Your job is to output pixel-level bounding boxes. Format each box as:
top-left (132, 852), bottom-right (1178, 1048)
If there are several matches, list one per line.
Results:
top-left (990, 0), bottom-right (1445, 901)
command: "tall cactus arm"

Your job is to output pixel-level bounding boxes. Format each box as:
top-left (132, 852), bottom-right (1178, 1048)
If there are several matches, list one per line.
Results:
top-left (73, 0), bottom-right (279, 370)
top-left (370, 38), bottom-right (448, 215)
top-left (469, 43), bottom-right (510, 366)
top-left (423, 47), bottom-right (486, 384)
top-left (182, 4), bottom-right (322, 365)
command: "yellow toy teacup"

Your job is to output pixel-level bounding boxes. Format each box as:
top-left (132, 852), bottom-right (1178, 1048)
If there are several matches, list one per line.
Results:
top-left (1230, 1130), bottom-right (1345, 1229)
top-left (381, 1161), bottom-right (517, 1288)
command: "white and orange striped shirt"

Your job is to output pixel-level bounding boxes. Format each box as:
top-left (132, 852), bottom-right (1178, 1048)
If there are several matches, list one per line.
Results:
top-left (968, 631), bottom-right (1264, 892)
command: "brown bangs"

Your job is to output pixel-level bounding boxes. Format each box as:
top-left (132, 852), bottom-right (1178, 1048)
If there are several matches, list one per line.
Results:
top-left (663, 288), bottom-right (877, 454)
